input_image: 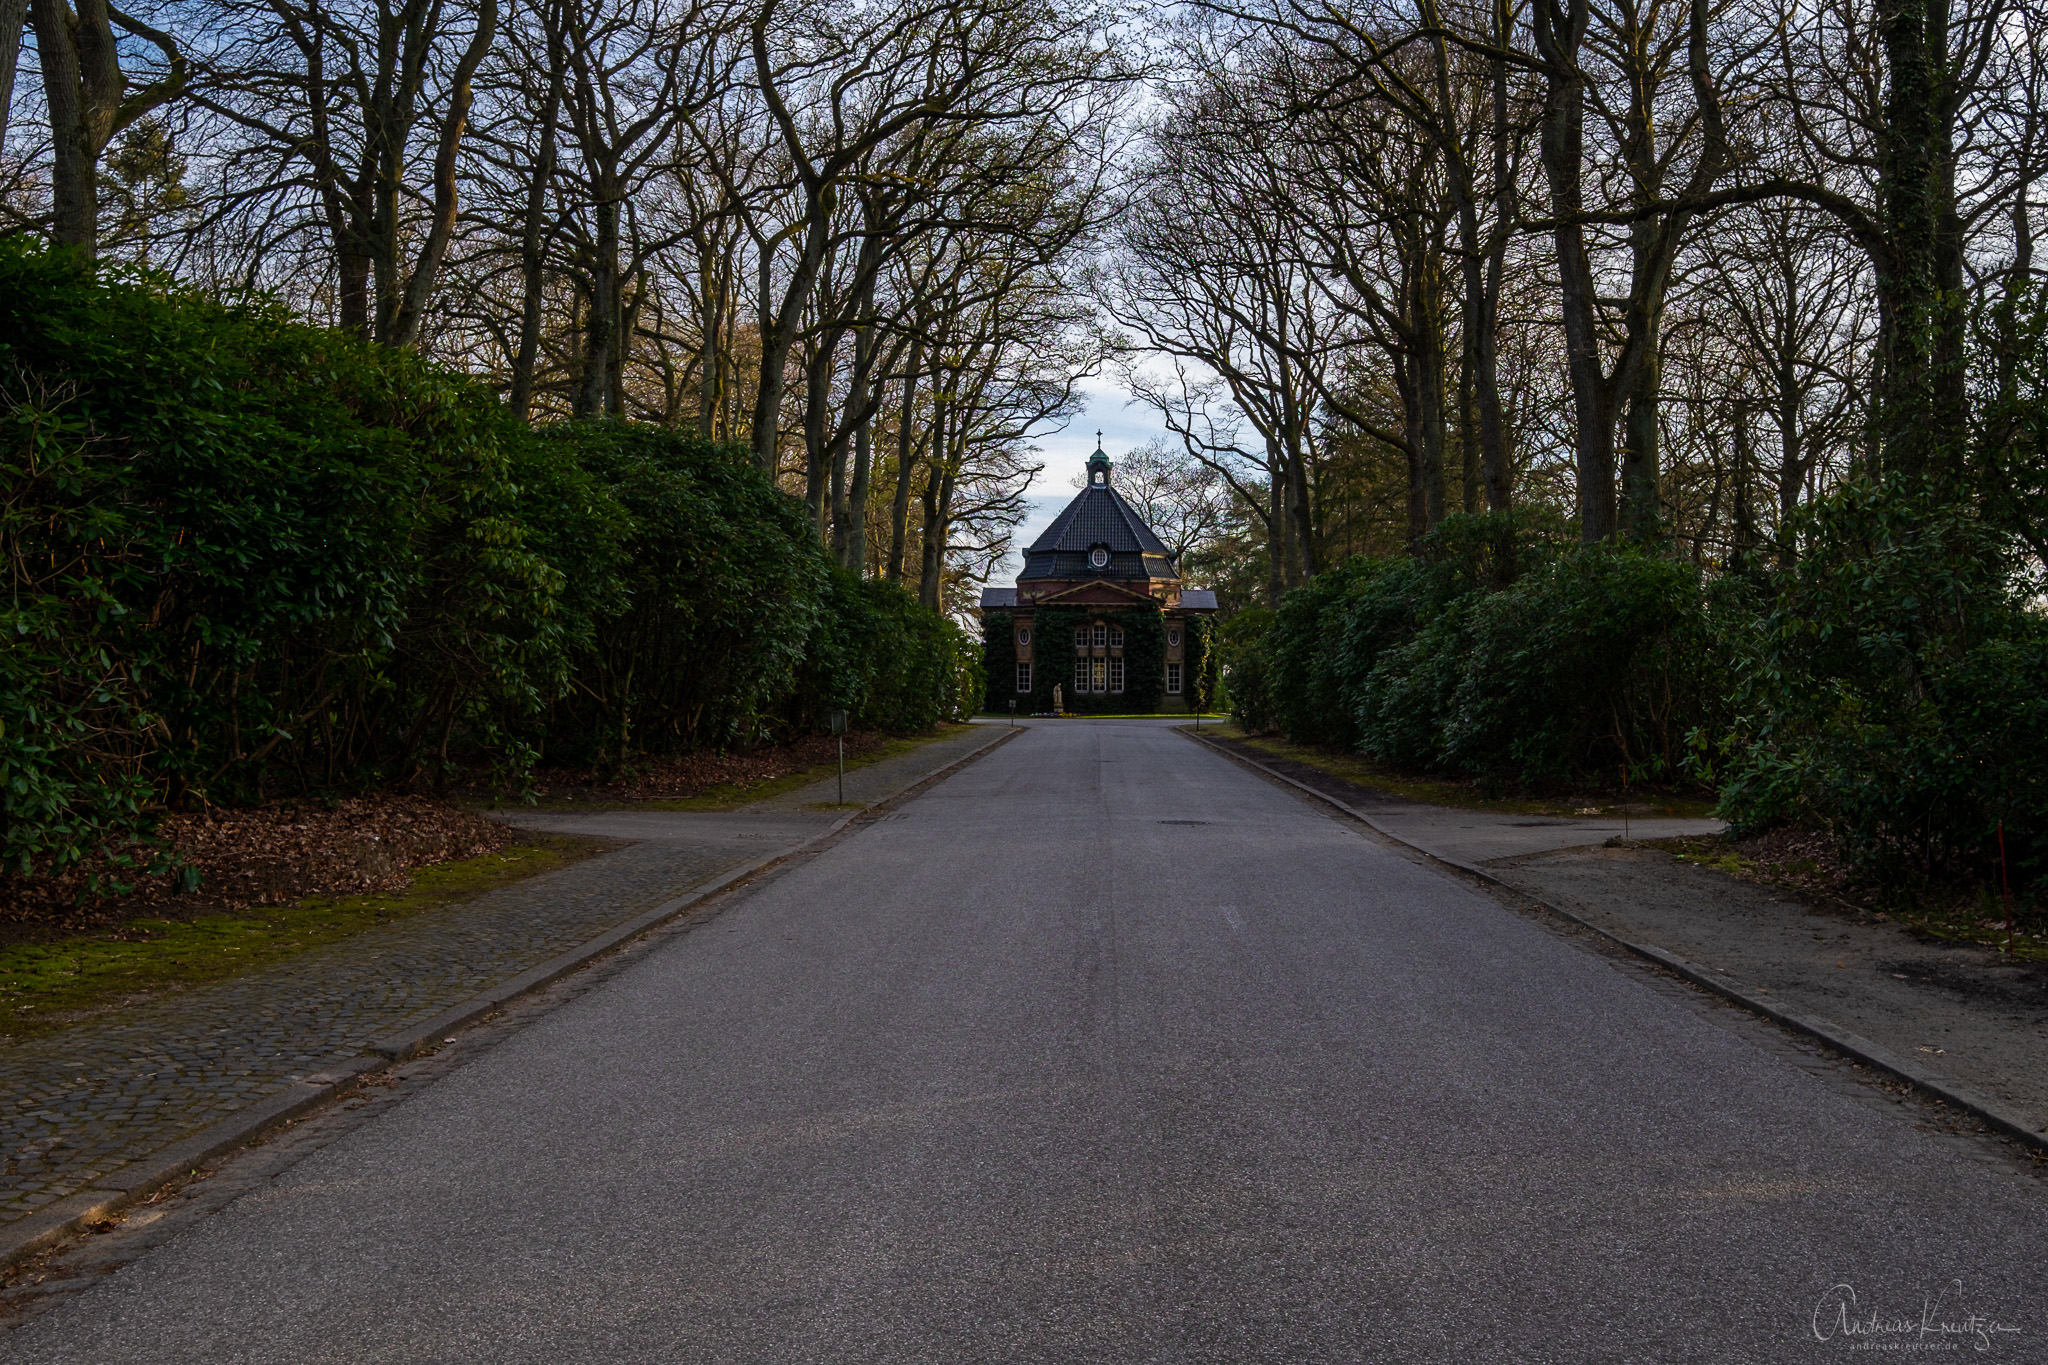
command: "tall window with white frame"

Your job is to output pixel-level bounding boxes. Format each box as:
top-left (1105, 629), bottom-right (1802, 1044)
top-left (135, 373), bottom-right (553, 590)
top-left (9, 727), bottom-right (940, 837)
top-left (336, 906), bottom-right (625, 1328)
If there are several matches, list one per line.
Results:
top-left (1109, 658), bottom-right (1124, 693)
top-left (1167, 662), bottom-right (1182, 695)
top-left (1016, 661), bottom-right (1031, 693)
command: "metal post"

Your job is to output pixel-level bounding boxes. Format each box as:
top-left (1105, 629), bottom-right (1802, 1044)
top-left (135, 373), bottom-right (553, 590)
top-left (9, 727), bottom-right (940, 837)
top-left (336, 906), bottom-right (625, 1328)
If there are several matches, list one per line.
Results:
top-left (830, 710), bottom-right (847, 804)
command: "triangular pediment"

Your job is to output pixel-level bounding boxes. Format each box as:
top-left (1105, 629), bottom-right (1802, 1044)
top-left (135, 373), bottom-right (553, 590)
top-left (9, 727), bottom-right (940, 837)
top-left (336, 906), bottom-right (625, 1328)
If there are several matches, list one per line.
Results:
top-left (1029, 579), bottom-right (1161, 608)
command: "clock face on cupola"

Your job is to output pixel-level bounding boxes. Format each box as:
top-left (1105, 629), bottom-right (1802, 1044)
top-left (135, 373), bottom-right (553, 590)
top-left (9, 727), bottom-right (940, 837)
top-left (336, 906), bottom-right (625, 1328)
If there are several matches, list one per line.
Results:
top-left (978, 434), bottom-right (1217, 714)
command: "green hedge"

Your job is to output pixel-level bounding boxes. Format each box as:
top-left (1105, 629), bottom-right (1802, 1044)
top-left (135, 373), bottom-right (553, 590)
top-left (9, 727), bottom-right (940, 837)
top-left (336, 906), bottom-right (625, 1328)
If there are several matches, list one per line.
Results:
top-left (1236, 512), bottom-right (1732, 786)
top-left (0, 245), bottom-right (971, 877)
top-left (0, 241), bottom-right (561, 875)
top-left (1711, 474), bottom-right (2047, 888)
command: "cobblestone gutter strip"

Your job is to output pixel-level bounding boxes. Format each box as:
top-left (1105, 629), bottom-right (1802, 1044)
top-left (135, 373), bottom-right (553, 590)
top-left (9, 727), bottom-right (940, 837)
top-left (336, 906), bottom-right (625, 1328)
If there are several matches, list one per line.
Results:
top-left (0, 725), bottom-right (1021, 1274)
top-left (1181, 726), bottom-right (2048, 1156)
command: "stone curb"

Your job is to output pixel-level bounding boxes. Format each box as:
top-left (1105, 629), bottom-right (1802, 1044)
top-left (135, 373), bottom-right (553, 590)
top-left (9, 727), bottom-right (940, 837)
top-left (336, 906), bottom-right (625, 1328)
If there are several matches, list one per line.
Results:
top-left (1181, 726), bottom-right (2048, 1155)
top-left (1, 725), bottom-right (1022, 1274)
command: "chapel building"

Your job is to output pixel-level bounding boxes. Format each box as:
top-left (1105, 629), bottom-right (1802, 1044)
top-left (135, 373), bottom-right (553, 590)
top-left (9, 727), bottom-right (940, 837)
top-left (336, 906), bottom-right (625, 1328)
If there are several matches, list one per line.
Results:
top-left (980, 441), bottom-right (1216, 712)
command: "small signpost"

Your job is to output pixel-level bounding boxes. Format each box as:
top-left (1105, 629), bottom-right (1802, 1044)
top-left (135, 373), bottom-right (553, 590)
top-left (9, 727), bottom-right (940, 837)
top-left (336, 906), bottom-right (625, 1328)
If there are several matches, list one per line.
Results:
top-left (1008, 699), bottom-right (1016, 727)
top-left (830, 709), bottom-right (848, 804)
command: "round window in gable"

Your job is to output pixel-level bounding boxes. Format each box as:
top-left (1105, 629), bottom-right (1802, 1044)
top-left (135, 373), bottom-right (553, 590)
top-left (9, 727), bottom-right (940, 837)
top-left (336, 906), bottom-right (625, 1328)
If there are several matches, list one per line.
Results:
top-left (1017, 627), bottom-right (1030, 645)
top-left (1168, 629), bottom-right (1181, 646)
top-left (1088, 547), bottom-right (1109, 569)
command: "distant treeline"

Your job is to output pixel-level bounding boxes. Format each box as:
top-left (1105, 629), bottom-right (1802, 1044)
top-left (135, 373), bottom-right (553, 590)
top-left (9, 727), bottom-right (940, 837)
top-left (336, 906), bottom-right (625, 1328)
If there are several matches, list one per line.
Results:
top-left (0, 244), bottom-right (978, 878)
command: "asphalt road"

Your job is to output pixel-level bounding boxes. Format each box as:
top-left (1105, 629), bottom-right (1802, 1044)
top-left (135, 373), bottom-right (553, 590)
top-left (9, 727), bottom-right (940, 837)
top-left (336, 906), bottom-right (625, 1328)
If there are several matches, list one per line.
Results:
top-left (10, 722), bottom-right (2046, 1362)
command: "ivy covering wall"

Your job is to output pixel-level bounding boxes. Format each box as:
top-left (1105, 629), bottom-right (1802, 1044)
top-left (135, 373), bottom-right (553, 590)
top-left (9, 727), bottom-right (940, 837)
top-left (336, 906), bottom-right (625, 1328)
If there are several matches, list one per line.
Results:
top-left (980, 610), bottom-right (1017, 712)
top-left (1013, 605), bottom-right (1167, 714)
top-left (1183, 614), bottom-right (1215, 713)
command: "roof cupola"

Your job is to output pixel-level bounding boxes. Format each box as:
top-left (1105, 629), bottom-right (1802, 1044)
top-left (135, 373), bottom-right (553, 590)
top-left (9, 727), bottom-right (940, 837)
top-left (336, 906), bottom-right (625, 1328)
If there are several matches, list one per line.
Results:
top-left (1085, 432), bottom-right (1111, 487)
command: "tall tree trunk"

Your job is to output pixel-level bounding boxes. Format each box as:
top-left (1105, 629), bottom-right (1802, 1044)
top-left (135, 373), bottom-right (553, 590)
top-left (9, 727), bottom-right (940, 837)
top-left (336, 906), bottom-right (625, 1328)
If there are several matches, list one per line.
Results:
top-left (1415, 247), bottom-right (1448, 530)
top-left (1534, 0), bottom-right (1616, 542)
top-left (1397, 356), bottom-right (1429, 552)
top-left (917, 401), bottom-right (952, 610)
top-left (1266, 452), bottom-right (1288, 604)
top-left (31, 0), bottom-right (97, 251)
top-left (749, 204), bottom-right (833, 473)
top-left (840, 322), bottom-right (875, 571)
top-left (0, 0), bottom-right (27, 159)
top-left (1873, 0), bottom-right (1968, 479)
top-left (886, 344), bottom-right (922, 581)
top-left (1458, 335), bottom-right (1479, 514)
top-left (696, 240), bottom-right (726, 437)
top-left (578, 193), bottom-right (619, 418)
top-left (803, 326), bottom-right (842, 539)
top-left (509, 46), bottom-right (561, 419)
top-left (388, 0), bottom-right (495, 348)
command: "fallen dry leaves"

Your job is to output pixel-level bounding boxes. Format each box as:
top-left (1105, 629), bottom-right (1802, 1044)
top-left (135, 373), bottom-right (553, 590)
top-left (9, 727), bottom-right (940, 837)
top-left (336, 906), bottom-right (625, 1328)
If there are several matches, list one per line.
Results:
top-left (0, 796), bottom-right (512, 938)
top-left (516, 730), bottom-right (895, 802)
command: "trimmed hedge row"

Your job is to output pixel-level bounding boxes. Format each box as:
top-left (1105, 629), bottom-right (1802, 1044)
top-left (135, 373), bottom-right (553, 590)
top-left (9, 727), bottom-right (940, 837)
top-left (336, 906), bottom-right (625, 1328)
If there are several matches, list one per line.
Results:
top-left (1232, 513), bottom-right (1737, 788)
top-left (0, 244), bottom-right (974, 877)
top-left (1228, 489), bottom-right (2046, 895)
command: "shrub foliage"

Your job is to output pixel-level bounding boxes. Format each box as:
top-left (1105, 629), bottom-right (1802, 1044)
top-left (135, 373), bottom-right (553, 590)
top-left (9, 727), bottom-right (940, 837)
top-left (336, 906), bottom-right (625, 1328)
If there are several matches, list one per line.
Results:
top-left (0, 245), bottom-right (972, 877)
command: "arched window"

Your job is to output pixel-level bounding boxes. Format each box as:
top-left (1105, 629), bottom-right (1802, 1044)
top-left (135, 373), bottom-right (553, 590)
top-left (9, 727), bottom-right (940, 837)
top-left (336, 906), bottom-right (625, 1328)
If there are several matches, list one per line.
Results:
top-left (1109, 625), bottom-right (1124, 647)
top-left (1074, 626), bottom-right (1087, 649)
top-left (1091, 622), bottom-right (1106, 647)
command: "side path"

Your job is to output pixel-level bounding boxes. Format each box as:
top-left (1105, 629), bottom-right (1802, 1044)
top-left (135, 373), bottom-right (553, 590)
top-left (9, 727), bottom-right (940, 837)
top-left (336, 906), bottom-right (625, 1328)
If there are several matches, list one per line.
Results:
top-left (0, 725), bottom-right (1012, 1260)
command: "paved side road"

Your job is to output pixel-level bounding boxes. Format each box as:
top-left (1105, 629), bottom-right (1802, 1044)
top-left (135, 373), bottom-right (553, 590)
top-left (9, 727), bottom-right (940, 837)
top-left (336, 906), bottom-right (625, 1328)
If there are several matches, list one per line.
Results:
top-left (8, 722), bottom-right (2045, 1361)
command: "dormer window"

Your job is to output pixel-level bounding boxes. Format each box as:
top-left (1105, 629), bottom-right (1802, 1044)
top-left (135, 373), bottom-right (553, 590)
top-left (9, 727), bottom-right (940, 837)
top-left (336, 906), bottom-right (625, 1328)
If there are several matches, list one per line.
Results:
top-left (1088, 546), bottom-right (1109, 569)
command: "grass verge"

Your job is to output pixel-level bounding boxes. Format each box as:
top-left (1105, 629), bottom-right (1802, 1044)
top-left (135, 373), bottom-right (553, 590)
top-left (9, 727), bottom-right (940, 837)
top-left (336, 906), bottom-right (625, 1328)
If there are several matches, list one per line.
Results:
top-left (0, 835), bottom-right (606, 1040)
top-left (1198, 722), bottom-right (1719, 819)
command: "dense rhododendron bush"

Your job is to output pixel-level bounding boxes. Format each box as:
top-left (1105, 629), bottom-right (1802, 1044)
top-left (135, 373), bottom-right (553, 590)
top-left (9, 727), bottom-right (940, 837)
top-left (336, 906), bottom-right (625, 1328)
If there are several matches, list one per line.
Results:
top-left (0, 245), bottom-right (975, 883)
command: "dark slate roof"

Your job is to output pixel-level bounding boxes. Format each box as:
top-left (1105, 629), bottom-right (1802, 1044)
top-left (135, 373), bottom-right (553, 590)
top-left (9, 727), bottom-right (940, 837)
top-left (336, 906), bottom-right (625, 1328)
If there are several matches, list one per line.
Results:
top-left (1179, 589), bottom-right (1219, 611)
top-left (1018, 481), bottom-right (1177, 582)
top-left (980, 587), bottom-right (1018, 609)
top-left (1027, 483), bottom-right (1172, 557)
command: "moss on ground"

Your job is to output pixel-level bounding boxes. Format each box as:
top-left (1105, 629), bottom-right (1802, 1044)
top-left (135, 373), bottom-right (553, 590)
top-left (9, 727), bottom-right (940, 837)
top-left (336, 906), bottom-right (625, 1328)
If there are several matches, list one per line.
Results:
top-left (0, 836), bottom-right (603, 1040)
